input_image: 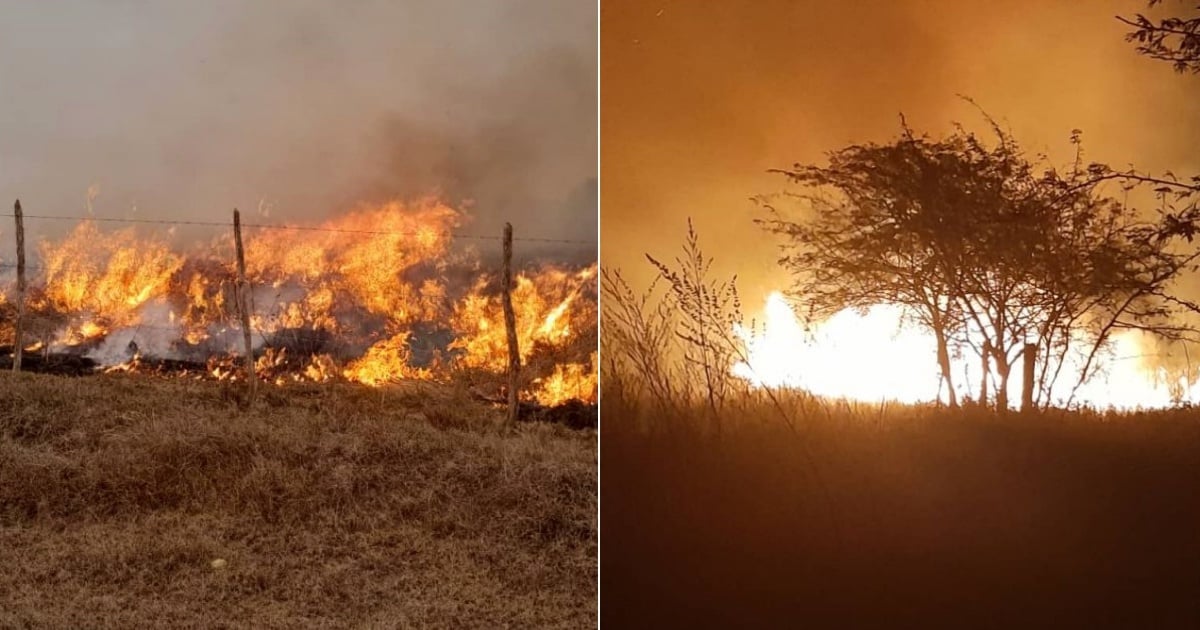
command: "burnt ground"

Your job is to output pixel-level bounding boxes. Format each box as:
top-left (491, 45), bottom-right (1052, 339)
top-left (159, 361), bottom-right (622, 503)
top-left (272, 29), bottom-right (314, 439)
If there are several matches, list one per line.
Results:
top-left (0, 373), bottom-right (597, 629)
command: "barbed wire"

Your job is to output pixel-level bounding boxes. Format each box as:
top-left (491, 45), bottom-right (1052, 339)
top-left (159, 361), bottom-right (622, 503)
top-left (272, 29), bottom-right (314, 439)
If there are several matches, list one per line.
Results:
top-left (0, 209), bottom-right (597, 365)
top-left (0, 260), bottom-right (595, 336)
top-left (0, 212), bottom-right (596, 246)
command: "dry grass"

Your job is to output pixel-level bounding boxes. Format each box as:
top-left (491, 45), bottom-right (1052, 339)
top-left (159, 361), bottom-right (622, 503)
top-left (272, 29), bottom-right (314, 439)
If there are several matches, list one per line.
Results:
top-left (0, 372), bottom-right (596, 629)
top-left (602, 387), bottom-right (1200, 628)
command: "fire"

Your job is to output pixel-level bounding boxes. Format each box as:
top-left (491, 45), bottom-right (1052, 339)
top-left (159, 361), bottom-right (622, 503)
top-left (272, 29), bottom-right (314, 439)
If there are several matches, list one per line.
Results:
top-left (733, 292), bottom-right (1198, 410)
top-left (36, 220), bottom-right (183, 346)
top-left (531, 351), bottom-right (599, 407)
top-left (3, 198), bottom-right (596, 406)
top-left (733, 294), bottom-right (937, 404)
top-left (450, 266), bottom-right (597, 373)
top-left (446, 265), bottom-right (598, 405)
top-left (343, 333), bottom-right (434, 386)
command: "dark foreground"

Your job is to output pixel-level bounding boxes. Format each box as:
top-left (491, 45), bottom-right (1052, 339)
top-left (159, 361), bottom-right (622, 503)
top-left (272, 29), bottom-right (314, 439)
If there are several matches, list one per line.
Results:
top-left (602, 398), bottom-right (1200, 628)
top-left (0, 373), bottom-right (596, 628)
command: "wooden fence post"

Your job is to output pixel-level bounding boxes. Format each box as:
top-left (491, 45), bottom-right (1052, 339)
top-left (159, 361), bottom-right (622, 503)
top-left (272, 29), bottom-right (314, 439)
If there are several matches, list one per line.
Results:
top-left (233, 209), bottom-right (256, 404)
top-left (502, 223), bottom-right (520, 426)
top-left (1021, 343), bottom-right (1037, 412)
top-left (979, 339), bottom-right (990, 407)
top-left (12, 199), bottom-right (26, 373)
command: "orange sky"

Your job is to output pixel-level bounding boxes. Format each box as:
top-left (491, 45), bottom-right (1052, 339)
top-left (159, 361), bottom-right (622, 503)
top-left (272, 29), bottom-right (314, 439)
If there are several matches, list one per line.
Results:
top-left (602, 0), bottom-right (1200, 306)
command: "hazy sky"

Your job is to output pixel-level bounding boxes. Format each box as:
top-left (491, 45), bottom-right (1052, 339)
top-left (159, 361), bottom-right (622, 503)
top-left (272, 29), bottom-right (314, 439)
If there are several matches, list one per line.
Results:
top-left (0, 0), bottom-right (596, 250)
top-left (602, 0), bottom-right (1200, 304)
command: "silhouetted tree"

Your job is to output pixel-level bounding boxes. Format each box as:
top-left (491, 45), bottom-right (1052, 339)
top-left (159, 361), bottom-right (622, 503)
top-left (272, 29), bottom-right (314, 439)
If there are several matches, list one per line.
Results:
top-left (759, 115), bottom-right (1200, 409)
top-left (755, 123), bottom-right (971, 405)
top-left (1112, 0), bottom-right (1200, 245)
top-left (1118, 0), bottom-right (1200, 74)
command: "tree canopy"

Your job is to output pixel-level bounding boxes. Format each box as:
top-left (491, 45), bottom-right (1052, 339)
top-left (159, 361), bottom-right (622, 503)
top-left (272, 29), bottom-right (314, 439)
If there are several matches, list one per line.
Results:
top-left (1119, 0), bottom-right (1200, 74)
top-left (758, 116), bottom-right (1200, 408)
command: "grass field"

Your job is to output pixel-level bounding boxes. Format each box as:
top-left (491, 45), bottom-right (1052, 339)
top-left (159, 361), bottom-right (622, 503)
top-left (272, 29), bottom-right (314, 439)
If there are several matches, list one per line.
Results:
top-left (601, 389), bottom-right (1200, 628)
top-left (0, 373), bottom-right (596, 629)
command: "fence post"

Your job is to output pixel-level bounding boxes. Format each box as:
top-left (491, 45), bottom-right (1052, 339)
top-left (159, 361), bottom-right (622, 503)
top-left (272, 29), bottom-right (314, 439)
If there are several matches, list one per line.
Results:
top-left (979, 339), bottom-right (990, 407)
top-left (233, 209), bottom-right (256, 404)
top-left (12, 199), bottom-right (26, 373)
top-left (502, 223), bottom-right (520, 426)
top-left (1021, 343), bottom-right (1037, 412)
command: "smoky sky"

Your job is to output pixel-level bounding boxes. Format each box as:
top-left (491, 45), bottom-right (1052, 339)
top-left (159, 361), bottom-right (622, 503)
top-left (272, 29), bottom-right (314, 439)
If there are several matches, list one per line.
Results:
top-left (0, 0), bottom-right (597, 252)
top-left (602, 0), bottom-right (1200, 304)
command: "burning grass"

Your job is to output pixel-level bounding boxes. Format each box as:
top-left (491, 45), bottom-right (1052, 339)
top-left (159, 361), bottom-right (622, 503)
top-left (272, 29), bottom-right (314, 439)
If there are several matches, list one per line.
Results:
top-left (0, 372), bottom-right (597, 628)
top-left (601, 383), bottom-right (1200, 627)
top-left (1, 198), bottom-right (597, 407)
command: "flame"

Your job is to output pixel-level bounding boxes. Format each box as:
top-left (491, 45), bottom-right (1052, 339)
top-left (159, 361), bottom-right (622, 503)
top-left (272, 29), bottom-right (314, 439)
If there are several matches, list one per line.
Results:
top-left (531, 351), bottom-right (599, 407)
top-left (450, 266), bottom-right (597, 374)
top-left (734, 292), bottom-right (1198, 410)
top-left (343, 333), bottom-right (434, 385)
top-left (37, 220), bottom-right (183, 347)
top-left (6, 199), bottom-right (595, 405)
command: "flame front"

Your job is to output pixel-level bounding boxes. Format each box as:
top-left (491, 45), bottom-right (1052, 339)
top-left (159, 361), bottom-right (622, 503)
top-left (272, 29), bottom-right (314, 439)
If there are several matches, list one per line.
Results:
top-left (733, 292), bottom-right (1198, 410)
top-left (2, 199), bottom-right (596, 406)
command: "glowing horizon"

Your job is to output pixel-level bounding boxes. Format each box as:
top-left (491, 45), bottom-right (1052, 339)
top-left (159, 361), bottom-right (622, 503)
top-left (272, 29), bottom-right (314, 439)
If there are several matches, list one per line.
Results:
top-left (732, 292), bottom-right (1199, 410)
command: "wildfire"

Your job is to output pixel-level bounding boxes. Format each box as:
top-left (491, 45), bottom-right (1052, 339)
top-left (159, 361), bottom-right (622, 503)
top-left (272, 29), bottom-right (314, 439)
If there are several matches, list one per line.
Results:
top-left (3, 198), bottom-right (597, 406)
top-left (531, 351), bottom-right (599, 407)
top-left (343, 333), bottom-right (434, 386)
top-left (450, 266), bottom-right (597, 372)
top-left (36, 220), bottom-right (183, 345)
top-left (733, 291), bottom-right (1198, 410)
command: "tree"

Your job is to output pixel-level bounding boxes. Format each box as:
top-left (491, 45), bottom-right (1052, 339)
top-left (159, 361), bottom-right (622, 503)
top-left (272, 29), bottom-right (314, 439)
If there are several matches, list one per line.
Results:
top-left (1113, 0), bottom-right (1200, 243)
top-left (758, 116), bottom-right (1200, 409)
top-left (754, 124), bottom-right (973, 406)
top-left (1118, 1), bottom-right (1200, 74)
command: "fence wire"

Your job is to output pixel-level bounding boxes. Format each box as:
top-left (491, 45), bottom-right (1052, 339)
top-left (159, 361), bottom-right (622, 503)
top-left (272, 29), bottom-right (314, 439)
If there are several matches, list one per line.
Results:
top-left (0, 212), bottom-right (596, 246)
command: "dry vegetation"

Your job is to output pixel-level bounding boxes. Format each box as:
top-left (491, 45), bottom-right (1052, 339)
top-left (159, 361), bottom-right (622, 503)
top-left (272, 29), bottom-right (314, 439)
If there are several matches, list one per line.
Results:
top-left (601, 227), bottom-right (1200, 627)
top-left (602, 389), bottom-right (1200, 627)
top-left (0, 373), bottom-right (596, 629)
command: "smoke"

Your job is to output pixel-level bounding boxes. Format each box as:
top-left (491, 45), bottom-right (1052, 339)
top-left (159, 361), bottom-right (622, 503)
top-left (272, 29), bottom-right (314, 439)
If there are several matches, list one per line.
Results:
top-left (602, 0), bottom-right (1199, 304)
top-left (85, 303), bottom-right (182, 366)
top-left (0, 0), bottom-right (596, 252)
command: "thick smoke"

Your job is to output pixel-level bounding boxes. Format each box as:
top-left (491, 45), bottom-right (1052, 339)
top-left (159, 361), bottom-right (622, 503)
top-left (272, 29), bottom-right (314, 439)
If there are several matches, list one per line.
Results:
top-left (602, 0), bottom-right (1199, 304)
top-left (0, 0), bottom-right (596, 253)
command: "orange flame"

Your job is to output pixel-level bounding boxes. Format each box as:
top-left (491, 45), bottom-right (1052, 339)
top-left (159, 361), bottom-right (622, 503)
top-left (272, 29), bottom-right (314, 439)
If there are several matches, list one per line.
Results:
top-left (11, 199), bottom-right (595, 405)
top-left (734, 291), bottom-right (1198, 410)
top-left (531, 351), bottom-right (598, 406)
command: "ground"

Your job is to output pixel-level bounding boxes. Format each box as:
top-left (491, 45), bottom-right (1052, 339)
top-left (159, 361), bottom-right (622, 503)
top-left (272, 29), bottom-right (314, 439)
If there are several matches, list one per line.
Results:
top-left (0, 373), bottom-right (596, 629)
top-left (602, 395), bottom-right (1200, 628)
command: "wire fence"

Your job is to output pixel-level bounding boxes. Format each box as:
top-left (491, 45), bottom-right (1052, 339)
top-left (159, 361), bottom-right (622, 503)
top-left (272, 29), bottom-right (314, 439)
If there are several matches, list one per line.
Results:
top-left (0, 204), bottom-right (599, 409)
top-left (0, 212), bottom-right (596, 245)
